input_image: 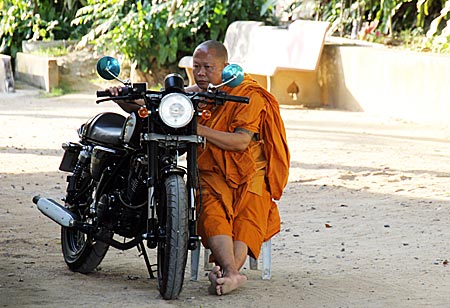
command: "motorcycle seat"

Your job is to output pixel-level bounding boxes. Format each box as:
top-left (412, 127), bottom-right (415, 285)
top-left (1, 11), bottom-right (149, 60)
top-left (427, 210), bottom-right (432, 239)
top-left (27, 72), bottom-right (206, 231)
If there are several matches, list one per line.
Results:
top-left (81, 112), bottom-right (126, 147)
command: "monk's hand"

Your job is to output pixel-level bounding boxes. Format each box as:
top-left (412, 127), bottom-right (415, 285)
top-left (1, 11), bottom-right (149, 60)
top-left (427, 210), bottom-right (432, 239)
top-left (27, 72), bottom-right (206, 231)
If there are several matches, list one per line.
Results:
top-left (106, 86), bottom-right (122, 97)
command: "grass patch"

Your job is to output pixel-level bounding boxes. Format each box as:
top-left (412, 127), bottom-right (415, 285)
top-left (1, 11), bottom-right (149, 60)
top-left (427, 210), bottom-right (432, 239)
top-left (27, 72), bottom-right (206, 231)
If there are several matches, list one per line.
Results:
top-left (39, 79), bottom-right (73, 97)
top-left (40, 87), bottom-right (64, 97)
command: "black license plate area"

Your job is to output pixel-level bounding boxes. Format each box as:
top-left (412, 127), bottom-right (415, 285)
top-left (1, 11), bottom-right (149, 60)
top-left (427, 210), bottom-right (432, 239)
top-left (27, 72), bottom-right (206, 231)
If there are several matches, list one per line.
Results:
top-left (59, 143), bottom-right (81, 172)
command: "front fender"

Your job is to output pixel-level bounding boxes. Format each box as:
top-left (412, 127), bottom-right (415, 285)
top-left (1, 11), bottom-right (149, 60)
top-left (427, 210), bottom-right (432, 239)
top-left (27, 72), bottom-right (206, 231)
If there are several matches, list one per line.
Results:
top-left (161, 166), bottom-right (186, 179)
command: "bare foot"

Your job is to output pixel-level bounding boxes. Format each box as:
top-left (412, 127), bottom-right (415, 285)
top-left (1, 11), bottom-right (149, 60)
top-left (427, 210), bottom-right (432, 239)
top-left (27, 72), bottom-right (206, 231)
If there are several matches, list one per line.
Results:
top-left (215, 272), bottom-right (247, 295)
top-left (208, 265), bottom-right (223, 295)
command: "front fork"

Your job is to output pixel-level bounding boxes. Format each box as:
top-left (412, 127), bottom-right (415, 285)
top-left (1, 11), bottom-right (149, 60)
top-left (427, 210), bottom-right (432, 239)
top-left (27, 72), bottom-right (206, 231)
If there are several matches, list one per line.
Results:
top-left (145, 138), bottom-right (158, 249)
top-left (144, 133), bottom-right (201, 251)
top-left (187, 142), bottom-right (201, 250)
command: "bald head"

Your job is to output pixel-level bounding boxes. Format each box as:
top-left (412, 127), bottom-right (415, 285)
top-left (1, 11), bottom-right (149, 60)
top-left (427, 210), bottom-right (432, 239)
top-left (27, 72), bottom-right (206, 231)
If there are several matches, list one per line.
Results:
top-left (194, 40), bottom-right (228, 63)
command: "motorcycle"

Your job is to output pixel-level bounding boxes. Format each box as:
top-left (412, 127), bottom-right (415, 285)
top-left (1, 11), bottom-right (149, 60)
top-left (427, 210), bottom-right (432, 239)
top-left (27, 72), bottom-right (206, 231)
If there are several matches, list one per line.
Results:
top-left (33, 56), bottom-right (248, 299)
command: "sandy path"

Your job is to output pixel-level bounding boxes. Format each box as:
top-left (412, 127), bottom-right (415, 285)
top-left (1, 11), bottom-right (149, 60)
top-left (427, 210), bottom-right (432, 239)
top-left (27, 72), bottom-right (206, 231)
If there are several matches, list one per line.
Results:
top-left (1, 85), bottom-right (450, 308)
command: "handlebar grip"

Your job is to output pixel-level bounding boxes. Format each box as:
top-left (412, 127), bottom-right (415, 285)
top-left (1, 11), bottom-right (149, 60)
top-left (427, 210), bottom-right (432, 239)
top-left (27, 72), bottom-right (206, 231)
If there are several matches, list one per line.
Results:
top-left (225, 94), bottom-right (249, 104)
top-left (96, 87), bottom-right (131, 98)
top-left (96, 90), bottom-right (110, 97)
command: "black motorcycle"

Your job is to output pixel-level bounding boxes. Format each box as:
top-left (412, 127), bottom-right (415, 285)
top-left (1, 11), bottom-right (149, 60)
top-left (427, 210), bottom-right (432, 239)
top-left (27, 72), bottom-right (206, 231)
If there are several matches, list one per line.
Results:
top-left (33, 56), bottom-right (248, 299)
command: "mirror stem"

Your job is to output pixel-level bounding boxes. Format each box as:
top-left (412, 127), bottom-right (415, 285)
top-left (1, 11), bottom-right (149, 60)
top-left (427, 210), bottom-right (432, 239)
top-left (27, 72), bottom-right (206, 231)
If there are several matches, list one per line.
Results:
top-left (207, 75), bottom-right (237, 92)
top-left (106, 68), bottom-right (130, 85)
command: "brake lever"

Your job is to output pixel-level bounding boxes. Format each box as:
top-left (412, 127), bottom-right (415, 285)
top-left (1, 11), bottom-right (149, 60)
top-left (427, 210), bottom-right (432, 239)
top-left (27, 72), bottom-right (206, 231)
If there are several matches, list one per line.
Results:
top-left (96, 95), bottom-right (143, 104)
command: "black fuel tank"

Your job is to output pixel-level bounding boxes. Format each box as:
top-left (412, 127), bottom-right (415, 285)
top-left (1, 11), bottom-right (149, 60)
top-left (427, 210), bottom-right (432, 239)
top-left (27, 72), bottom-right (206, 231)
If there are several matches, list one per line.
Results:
top-left (81, 112), bottom-right (126, 146)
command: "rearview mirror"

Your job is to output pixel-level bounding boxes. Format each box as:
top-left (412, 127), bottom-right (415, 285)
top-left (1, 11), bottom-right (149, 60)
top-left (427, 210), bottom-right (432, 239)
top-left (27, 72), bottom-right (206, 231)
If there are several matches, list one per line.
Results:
top-left (96, 56), bottom-right (121, 80)
top-left (208, 64), bottom-right (245, 92)
top-left (221, 64), bottom-right (244, 88)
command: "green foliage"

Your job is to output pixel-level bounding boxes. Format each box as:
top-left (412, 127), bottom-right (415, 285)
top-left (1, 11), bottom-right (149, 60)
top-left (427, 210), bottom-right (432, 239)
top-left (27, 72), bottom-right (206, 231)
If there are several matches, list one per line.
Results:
top-left (41, 87), bottom-right (65, 97)
top-left (72, 0), bottom-right (277, 73)
top-left (2, 0), bottom-right (449, 69)
top-left (0, 0), bottom-right (88, 57)
top-left (425, 0), bottom-right (450, 52)
top-left (30, 46), bottom-right (69, 56)
top-left (1, 0), bottom-right (35, 56)
top-left (292, 0), bottom-right (449, 48)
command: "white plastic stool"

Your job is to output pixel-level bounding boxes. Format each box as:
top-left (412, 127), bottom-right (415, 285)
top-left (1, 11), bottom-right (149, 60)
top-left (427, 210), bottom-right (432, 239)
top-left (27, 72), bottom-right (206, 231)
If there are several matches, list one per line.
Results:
top-left (190, 239), bottom-right (272, 280)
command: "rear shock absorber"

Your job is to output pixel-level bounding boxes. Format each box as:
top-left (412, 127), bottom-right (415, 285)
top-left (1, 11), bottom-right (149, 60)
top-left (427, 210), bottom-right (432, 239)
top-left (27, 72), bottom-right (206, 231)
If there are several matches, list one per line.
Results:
top-left (65, 146), bottom-right (92, 205)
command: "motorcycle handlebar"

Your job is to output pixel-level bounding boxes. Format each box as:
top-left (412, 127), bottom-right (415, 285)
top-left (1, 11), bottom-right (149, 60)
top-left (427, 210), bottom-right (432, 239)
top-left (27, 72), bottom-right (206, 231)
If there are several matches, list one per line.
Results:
top-left (194, 91), bottom-right (249, 105)
top-left (96, 87), bottom-right (130, 98)
top-left (222, 94), bottom-right (249, 104)
top-left (96, 86), bottom-right (249, 106)
top-left (96, 90), bottom-right (110, 97)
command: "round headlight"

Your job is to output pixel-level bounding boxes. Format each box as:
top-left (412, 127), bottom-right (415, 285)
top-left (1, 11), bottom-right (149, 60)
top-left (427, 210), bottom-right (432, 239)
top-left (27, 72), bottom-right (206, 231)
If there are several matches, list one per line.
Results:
top-left (159, 93), bottom-right (194, 128)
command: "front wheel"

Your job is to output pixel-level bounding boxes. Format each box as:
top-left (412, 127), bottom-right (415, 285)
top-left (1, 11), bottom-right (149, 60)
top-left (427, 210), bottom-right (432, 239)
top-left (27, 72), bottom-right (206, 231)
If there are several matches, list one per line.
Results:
top-left (157, 174), bottom-right (189, 300)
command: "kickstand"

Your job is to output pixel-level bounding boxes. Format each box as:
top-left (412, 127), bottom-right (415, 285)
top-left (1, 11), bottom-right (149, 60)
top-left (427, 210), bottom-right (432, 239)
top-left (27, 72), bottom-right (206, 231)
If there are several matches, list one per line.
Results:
top-left (138, 241), bottom-right (156, 279)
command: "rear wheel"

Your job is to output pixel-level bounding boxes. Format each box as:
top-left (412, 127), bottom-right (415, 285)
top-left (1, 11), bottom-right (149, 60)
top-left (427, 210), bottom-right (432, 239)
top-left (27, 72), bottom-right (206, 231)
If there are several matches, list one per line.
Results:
top-left (157, 174), bottom-right (189, 300)
top-left (61, 226), bottom-right (111, 274)
top-left (60, 150), bottom-right (112, 274)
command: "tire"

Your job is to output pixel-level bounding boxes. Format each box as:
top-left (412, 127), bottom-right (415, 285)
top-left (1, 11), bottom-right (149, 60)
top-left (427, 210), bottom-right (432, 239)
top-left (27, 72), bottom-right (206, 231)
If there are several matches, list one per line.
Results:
top-left (61, 227), bottom-right (111, 274)
top-left (157, 174), bottom-right (189, 300)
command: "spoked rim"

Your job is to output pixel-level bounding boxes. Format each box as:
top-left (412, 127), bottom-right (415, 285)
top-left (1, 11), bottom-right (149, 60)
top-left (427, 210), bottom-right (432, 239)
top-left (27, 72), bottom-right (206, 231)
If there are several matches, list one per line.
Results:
top-left (62, 228), bottom-right (88, 263)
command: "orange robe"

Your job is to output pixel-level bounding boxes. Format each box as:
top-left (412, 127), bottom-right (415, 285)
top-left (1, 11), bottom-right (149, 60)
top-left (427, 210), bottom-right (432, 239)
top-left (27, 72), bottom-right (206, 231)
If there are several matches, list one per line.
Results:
top-left (197, 74), bottom-right (290, 259)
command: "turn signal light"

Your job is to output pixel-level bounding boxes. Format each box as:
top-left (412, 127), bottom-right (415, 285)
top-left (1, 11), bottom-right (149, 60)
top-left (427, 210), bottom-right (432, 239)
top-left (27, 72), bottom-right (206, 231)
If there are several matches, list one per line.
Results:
top-left (138, 107), bottom-right (149, 118)
top-left (201, 110), bottom-right (211, 120)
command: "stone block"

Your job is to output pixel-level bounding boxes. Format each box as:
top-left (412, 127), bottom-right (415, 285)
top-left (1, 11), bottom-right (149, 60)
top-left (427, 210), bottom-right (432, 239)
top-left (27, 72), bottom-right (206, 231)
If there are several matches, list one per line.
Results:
top-left (0, 54), bottom-right (15, 93)
top-left (15, 52), bottom-right (59, 92)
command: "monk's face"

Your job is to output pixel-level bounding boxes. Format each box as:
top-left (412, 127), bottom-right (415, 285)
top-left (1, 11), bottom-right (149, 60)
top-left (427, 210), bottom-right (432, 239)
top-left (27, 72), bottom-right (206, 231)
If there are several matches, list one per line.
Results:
top-left (192, 47), bottom-right (227, 91)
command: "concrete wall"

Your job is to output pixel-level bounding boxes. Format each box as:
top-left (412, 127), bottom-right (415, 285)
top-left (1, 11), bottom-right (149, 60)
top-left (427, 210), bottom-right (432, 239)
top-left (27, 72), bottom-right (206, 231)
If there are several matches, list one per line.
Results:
top-left (250, 70), bottom-right (323, 108)
top-left (180, 44), bottom-right (450, 123)
top-left (15, 52), bottom-right (59, 92)
top-left (250, 41), bottom-right (450, 125)
top-left (318, 43), bottom-right (450, 124)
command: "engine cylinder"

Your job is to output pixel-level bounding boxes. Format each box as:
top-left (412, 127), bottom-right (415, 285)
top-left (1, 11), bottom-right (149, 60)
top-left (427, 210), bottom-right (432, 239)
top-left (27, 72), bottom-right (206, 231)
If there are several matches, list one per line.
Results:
top-left (90, 146), bottom-right (117, 181)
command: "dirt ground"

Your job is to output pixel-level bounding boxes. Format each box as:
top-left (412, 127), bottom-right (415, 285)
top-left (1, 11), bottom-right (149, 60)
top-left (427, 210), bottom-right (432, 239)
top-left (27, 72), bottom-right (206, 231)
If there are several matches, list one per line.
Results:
top-left (1, 78), bottom-right (450, 308)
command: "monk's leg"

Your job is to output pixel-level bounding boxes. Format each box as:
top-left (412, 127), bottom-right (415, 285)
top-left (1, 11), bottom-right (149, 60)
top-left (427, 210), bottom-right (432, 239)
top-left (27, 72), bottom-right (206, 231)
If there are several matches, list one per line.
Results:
top-left (208, 235), bottom-right (247, 295)
top-left (233, 240), bottom-right (248, 270)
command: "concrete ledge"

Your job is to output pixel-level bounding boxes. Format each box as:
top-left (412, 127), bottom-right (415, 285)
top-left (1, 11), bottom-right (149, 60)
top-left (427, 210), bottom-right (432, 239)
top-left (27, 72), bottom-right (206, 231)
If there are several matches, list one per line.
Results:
top-left (319, 43), bottom-right (450, 123)
top-left (15, 52), bottom-right (59, 92)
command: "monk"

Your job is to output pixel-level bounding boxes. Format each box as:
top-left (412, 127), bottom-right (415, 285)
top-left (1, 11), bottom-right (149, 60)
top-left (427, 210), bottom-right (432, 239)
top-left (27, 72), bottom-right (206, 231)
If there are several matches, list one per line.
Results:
top-left (186, 40), bottom-right (290, 296)
top-left (107, 40), bottom-right (289, 296)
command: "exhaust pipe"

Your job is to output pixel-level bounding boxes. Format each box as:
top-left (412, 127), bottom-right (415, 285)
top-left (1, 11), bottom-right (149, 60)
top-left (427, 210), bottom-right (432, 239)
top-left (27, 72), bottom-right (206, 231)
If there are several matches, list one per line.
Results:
top-left (33, 196), bottom-right (143, 250)
top-left (33, 196), bottom-right (79, 228)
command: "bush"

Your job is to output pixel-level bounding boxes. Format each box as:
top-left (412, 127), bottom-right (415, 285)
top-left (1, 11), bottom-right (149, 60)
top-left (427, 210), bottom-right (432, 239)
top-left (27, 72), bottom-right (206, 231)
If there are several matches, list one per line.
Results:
top-left (0, 0), bottom-right (87, 57)
top-left (72, 0), bottom-right (278, 73)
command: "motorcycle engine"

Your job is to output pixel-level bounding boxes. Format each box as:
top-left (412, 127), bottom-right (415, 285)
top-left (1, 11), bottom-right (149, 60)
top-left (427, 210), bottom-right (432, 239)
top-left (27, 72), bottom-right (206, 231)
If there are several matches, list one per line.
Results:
top-left (96, 154), bottom-right (147, 238)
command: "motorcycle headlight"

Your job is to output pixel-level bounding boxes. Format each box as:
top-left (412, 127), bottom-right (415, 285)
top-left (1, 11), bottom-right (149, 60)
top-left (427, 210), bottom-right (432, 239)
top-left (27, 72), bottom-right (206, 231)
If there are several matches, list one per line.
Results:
top-left (159, 93), bottom-right (194, 128)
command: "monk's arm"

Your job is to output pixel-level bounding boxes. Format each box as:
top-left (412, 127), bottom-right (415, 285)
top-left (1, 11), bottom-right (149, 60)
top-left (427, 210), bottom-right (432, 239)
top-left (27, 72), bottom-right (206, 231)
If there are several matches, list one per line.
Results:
top-left (197, 124), bottom-right (252, 152)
